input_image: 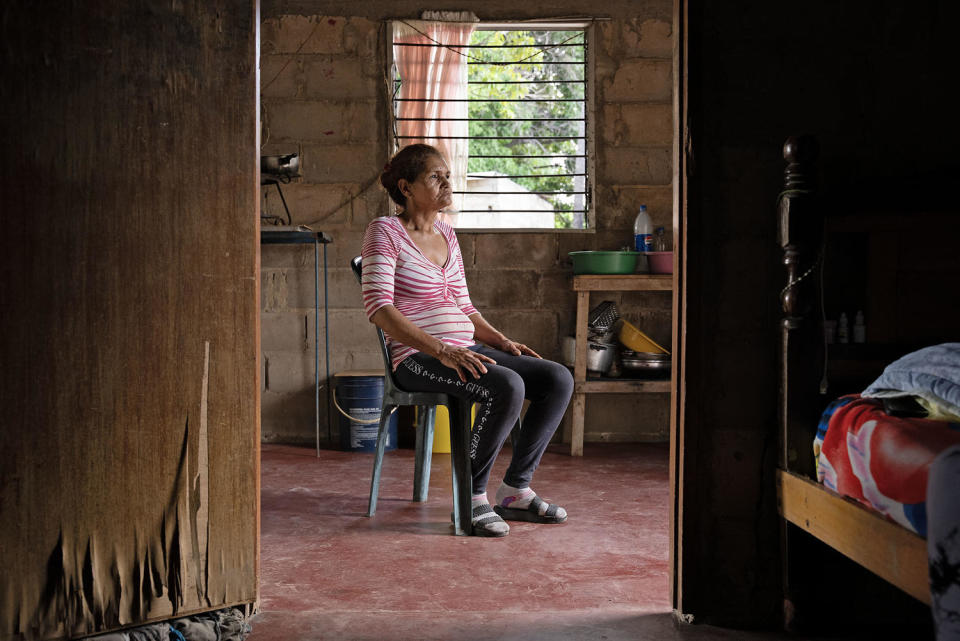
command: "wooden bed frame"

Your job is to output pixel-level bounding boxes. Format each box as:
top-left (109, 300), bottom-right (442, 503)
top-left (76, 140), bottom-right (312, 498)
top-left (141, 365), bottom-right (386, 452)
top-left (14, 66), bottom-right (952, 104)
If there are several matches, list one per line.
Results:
top-left (775, 136), bottom-right (931, 610)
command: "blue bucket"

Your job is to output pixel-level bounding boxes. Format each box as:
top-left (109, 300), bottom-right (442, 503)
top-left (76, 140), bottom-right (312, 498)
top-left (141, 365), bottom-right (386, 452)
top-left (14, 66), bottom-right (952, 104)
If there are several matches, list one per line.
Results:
top-left (335, 373), bottom-right (397, 452)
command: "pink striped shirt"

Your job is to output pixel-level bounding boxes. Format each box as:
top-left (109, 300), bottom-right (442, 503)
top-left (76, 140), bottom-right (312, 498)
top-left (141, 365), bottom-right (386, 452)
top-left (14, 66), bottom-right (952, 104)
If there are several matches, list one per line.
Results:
top-left (361, 216), bottom-right (478, 370)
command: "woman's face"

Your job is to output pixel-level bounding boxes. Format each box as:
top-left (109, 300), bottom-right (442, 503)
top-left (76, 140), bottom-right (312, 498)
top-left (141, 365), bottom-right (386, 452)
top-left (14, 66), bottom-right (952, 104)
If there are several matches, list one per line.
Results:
top-left (403, 155), bottom-right (452, 212)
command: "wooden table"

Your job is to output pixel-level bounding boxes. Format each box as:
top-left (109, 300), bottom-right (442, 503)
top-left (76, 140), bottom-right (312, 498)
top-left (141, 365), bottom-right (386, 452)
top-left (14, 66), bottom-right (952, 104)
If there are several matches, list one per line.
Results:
top-left (570, 274), bottom-right (673, 456)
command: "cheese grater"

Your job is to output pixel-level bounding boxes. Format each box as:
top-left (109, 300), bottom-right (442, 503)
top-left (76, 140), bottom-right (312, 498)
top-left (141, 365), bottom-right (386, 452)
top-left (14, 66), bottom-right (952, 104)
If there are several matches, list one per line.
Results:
top-left (587, 300), bottom-right (619, 334)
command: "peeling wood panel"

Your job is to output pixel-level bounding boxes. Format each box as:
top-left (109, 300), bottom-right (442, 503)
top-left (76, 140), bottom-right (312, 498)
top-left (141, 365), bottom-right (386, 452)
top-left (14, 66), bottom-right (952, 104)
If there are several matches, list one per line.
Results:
top-left (0, 1), bottom-right (260, 639)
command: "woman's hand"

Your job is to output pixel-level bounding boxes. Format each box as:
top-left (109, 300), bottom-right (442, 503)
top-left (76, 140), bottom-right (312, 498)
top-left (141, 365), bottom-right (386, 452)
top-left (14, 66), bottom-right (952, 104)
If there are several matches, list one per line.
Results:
top-left (466, 312), bottom-right (542, 360)
top-left (499, 338), bottom-right (542, 359)
top-left (437, 343), bottom-right (498, 382)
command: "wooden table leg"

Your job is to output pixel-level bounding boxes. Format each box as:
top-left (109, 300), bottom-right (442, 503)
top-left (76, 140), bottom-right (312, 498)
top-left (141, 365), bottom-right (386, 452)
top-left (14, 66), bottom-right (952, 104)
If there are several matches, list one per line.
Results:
top-left (571, 392), bottom-right (585, 457)
top-left (571, 290), bottom-right (590, 456)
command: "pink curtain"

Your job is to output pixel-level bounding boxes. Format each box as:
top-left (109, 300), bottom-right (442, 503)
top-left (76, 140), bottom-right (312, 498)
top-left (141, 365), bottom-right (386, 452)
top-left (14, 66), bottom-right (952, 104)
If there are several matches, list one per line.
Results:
top-left (394, 19), bottom-right (476, 221)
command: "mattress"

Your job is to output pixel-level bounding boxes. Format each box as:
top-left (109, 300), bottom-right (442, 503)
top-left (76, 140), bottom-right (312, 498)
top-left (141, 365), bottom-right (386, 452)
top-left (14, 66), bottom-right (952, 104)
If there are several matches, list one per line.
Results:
top-left (815, 395), bottom-right (960, 537)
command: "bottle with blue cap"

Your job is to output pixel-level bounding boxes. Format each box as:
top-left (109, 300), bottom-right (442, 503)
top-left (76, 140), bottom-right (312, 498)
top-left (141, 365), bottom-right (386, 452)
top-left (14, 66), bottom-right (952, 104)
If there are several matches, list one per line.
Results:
top-left (633, 205), bottom-right (653, 252)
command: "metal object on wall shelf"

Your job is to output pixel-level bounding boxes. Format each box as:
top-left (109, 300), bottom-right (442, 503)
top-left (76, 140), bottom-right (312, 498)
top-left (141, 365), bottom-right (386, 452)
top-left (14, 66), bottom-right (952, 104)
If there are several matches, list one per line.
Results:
top-left (261, 153), bottom-right (301, 226)
top-left (586, 340), bottom-right (617, 375)
top-left (261, 153), bottom-right (300, 181)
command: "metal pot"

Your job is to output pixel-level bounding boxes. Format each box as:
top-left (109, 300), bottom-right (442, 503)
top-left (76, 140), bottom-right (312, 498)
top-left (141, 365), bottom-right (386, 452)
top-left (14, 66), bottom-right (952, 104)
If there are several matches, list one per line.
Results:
top-left (586, 340), bottom-right (617, 375)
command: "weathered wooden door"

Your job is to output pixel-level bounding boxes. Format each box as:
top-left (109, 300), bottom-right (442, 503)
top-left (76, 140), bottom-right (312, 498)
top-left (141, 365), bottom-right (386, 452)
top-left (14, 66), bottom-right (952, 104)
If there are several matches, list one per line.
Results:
top-left (0, 2), bottom-right (260, 638)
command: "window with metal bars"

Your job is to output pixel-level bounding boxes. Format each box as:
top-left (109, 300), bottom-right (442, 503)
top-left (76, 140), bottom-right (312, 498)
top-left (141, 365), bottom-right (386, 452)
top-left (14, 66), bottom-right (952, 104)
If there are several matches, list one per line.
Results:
top-left (390, 22), bottom-right (592, 230)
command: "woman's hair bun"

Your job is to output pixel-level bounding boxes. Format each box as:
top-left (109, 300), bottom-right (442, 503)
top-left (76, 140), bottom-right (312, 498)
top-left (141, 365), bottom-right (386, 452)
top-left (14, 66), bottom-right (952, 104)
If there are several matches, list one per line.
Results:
top-left (379, 144), bottom-right (443, 208)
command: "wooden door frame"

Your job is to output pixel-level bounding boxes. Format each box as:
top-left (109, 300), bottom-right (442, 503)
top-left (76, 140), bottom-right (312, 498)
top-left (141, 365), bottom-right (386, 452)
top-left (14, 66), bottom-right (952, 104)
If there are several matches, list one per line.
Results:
top-left (253, 0), bottom-right (263, 612)
top-left (668, 0), bottom-right (690, 618)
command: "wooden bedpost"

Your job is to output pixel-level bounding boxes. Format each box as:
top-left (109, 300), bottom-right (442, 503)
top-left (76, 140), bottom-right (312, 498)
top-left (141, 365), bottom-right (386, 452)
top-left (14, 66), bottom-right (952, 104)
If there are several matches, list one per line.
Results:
top-left (777, 135), bottom-right (823, 631)
top-left (778, 134), bottom-right (821, 473)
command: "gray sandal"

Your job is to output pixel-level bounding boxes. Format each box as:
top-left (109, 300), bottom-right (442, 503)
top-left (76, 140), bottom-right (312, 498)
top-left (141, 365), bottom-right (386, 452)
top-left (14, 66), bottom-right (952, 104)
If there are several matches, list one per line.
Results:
top-left (494, 496), bottom-right (567, 524)
top-left (454, 503), bottom-right (510, 537)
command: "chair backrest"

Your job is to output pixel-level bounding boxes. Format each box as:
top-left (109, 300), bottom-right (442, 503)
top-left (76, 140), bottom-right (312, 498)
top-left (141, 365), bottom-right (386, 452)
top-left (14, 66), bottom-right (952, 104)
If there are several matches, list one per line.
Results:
top-left (351, 256), bottom-right (401, 394)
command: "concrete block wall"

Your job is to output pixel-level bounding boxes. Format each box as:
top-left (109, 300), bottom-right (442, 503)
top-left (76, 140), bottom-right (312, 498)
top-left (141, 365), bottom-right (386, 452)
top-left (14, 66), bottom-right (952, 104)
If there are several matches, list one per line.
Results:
top-left (259, 7), bottom-right (674, 445)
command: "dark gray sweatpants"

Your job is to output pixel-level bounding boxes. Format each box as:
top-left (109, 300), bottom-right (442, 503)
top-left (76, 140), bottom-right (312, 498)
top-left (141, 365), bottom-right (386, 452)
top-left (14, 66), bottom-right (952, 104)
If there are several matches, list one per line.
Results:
top-left (394, 344), bottom-right (574, 494)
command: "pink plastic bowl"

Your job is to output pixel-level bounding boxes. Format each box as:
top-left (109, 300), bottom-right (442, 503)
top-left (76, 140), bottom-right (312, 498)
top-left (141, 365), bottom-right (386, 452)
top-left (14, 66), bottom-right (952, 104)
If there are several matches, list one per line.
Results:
top-left (646, 251), bottom-right (673, 274)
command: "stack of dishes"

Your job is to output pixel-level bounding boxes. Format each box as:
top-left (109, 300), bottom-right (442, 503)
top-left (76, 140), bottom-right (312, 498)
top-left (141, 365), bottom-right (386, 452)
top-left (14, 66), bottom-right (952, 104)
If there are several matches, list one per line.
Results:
top-left (620, 350), bottom-right (671, 374)
top-left (617, 320), bottom-right (670, 377)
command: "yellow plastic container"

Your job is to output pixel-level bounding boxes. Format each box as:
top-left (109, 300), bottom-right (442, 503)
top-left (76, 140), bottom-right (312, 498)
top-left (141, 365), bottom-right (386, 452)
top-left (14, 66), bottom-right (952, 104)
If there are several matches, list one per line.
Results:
top-left (619, 320), bottom-right (669, 354)
top-left (427, 404), bottom-right (476, 454)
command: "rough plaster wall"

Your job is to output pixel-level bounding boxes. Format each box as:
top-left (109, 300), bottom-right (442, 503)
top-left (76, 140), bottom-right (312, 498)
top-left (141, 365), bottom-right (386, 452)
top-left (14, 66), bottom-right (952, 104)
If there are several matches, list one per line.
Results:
top-left (258, 2), bottom-right (675, 446)
top-left (681, 0), bottom-right (960, 626)
top-left (0, 1), bottom-right (259, 638)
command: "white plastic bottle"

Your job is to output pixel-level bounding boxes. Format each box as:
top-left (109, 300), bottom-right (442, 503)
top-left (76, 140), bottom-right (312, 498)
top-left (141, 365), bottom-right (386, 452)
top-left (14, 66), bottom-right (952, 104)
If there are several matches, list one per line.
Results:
top-left (853, 310), bottom-right (866, 343)
top-left (633, 205), bottom-right (653, 252)
top-left (838, 312), bottom-right (849, 344)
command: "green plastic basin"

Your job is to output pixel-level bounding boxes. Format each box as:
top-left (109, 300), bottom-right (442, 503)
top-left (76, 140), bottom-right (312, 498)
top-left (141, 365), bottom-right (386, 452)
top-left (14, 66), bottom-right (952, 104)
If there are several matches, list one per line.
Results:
top-left (568, 250), bottom-right (641, 275)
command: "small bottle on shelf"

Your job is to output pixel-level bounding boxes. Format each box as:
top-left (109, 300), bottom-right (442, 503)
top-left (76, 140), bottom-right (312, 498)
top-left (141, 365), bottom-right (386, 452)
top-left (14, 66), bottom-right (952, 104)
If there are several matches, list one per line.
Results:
top-left (653, 226), bottom-right (667, 252)
top-left (837, 312), bottom-right (849, 344)
top-left (853, 310), bottom-right (866, 343)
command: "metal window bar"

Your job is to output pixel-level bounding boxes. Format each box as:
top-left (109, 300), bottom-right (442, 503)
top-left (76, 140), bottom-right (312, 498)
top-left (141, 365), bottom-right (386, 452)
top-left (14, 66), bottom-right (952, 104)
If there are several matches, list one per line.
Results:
top-left (396, 135), bottom-right (584, 140)
top-left (469, 154), bottom-right (587, 159)
top-left (468, 80), bottom-right (585, 84)
top-left (466, 173), bottom-right (586, 178)
top-left (390, 32), bottom-right (586, 58)
top-left (468, 61), bottom-right (585, 66)
top-left (453, 191), bottom-right (587, 195)
top-left (398, 118), bottom-right (584, 122)
top-left (457, 209), bottom-right (587, 213)
top-left (393, 42), bottom-right (584, 49)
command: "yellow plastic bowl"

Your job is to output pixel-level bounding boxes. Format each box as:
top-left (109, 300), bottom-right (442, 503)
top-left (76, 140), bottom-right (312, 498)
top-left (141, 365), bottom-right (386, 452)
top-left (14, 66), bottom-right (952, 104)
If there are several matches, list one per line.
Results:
top-left (619, 320), bottom-right (669, 354)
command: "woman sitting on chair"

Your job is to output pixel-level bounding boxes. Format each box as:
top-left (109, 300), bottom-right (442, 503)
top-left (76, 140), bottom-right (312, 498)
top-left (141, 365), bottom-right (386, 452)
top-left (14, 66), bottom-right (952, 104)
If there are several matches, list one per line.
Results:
top-left (361, 143), bottom-right (574, 537)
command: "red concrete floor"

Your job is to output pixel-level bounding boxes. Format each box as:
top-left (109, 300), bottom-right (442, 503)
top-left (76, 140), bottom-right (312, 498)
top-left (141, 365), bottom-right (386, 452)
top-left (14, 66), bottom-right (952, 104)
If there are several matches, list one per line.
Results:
top-left (247, 443), bottom-right (833, 641)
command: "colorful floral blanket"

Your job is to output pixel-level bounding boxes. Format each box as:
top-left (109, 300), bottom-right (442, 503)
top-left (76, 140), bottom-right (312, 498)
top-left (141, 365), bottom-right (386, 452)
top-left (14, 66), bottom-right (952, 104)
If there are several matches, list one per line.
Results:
top-left (815, 395), bottom-right (960, 537)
